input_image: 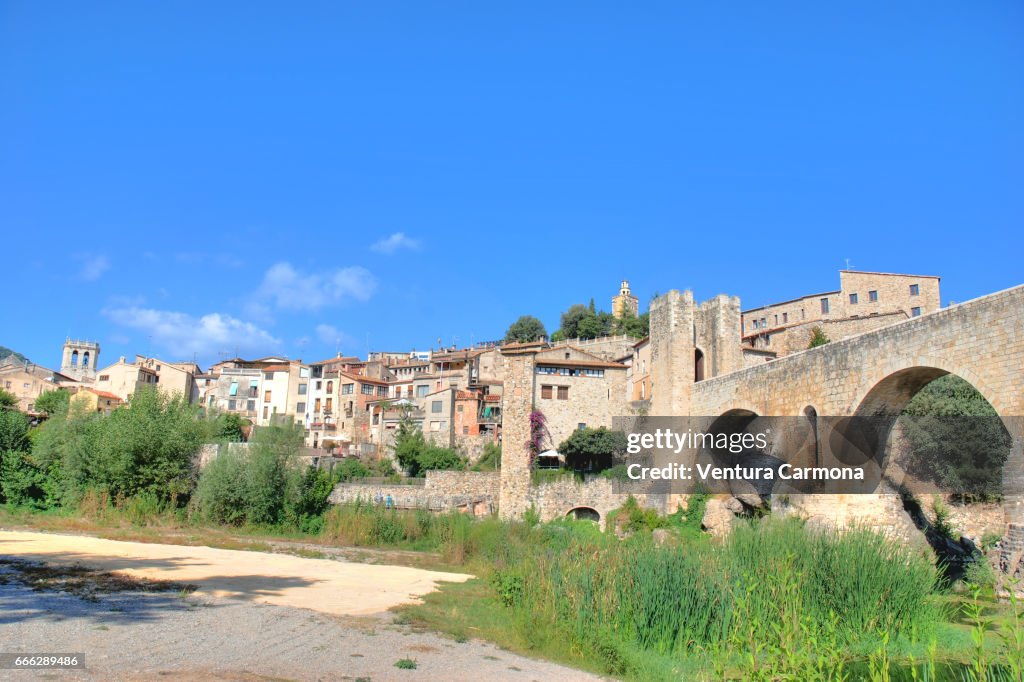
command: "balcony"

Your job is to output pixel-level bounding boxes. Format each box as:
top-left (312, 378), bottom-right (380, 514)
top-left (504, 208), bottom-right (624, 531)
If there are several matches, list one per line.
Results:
top-left (478, 411), bottom-right (502, 424)
top-left (310, 422), bottom-right (337, 431)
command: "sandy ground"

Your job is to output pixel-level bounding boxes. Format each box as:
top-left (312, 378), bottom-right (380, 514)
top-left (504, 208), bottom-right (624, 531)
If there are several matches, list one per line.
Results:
top-left (0, 530), bottom-right (471, 616)
top-left (0, 530), bottom-right (604, 681)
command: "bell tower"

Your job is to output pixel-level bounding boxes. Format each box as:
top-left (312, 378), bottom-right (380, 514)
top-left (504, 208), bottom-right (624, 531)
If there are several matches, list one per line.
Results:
top-left (612, 279), bottom-right (639, 319)
top-left (61, 338), bottom-right (101, 381)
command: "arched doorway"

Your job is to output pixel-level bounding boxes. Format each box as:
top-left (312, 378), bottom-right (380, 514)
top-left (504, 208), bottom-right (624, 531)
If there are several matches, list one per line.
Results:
top-left (566, 507), bottom-right (600, 523)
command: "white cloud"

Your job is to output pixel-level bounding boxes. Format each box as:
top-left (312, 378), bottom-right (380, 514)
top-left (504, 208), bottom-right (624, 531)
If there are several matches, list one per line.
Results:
top-left (316, 324), bottom-right (344, 345)
top-left (255, 262), bottom-right (377, 312)
top-left (104, 306), bottom-right (282, 360)
top-left (77, 254), bottom-right (110, 281)
top-left (370, 232), bottom-right (420, 255)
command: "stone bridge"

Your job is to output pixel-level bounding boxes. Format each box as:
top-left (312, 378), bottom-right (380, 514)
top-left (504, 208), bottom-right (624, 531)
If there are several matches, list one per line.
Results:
top-left (500, 283), bottom-right (1024, 546)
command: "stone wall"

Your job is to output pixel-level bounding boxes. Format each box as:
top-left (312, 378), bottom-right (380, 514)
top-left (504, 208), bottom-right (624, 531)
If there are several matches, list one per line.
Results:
top-left (328, 470), bottom-right (500, 515)
top-left (526, 476), bottom-right (667, 528)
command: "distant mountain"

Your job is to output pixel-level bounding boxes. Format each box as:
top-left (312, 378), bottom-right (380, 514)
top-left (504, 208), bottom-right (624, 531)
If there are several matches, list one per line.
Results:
top-left (0, 345), bottom-right (30, 365)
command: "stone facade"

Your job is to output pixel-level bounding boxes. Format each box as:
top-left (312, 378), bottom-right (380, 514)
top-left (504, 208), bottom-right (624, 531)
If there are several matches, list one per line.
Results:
top-left (747, 310), bottom-right (908, 356)
top-left (741, 270), bottom-right (941, 352)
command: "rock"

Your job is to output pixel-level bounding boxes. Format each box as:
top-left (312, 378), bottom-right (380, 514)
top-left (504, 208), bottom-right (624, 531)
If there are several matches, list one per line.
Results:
top-left (724, 497), bottom-right (745, 514)
top-left (701, 498), bottom-right (735, 537)
top-left (734, 493), bottom-right (764, 511)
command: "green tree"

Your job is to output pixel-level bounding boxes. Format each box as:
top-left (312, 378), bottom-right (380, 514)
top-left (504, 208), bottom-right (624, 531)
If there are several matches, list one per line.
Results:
top-left (613, 310), bottom-right (649, 339)
top-left (504, 315), bottom-right (548, 343)
top-left (0, 408), bottom-right (29, 452)
top-left (558, 304), bottom-right (591, 339)
top-left (334, 457), bottom-right (370, 481)
top-left (34, 388), bottom-right (70, 417)
top-left (808, 327), bottom-right (830, 348)
top-left (558, 427), bottom-right (628, 473)
top-left (212, 412), bottom-right (247, 442)
top-left (901, 374), bottom-right (1010, 501)
top-left (0, 389), bottom-right (17, 410)
top-left (194, 421), bottom-right (305, 525)
top-left (61, 387), bottom-right (206, 503)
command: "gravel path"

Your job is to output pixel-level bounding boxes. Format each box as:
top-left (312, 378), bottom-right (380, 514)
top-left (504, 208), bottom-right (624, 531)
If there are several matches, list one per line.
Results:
top-left (0, 531), bottom-right (604, 681)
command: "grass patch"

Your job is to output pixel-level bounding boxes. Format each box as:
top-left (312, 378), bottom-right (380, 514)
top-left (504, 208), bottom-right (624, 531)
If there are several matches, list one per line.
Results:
top-left (394, 658), bottom-right (417, 670)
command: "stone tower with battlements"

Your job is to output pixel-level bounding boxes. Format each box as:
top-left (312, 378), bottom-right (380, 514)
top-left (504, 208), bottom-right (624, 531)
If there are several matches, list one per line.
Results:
top-left (649, 290), bottom-right (742, 416)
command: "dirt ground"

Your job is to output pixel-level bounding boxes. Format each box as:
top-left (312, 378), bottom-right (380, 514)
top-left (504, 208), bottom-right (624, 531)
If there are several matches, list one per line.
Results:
top-left (0, 530), bottom-right (603, 681)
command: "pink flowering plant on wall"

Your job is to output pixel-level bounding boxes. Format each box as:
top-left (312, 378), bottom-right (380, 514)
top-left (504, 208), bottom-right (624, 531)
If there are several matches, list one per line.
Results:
top-left (527, 410), bottom-right (550, 469)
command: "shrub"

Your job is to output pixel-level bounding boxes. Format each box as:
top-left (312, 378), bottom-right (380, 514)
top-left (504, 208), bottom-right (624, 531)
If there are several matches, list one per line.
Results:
top-left (193, 422), bottom-right (305, 526)
top-left (558, 427), bottom-right (627, 473)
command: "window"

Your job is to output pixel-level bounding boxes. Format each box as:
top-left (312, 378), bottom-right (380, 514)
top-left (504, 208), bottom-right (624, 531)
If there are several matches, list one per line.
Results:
top-left (760, 318), bottom-right (766, 328)
top-left (377, 386), bottom-right (387, 396)
top-left (99, 375), bottom-right (109, 382)
top-left (869, 290), bottom-right (878, 302)
top-left (229, 382), bottom-right (238, 396)
top-left (296, 402), bottom-right (306, 414)
top-left (325, 398), bottom-right (333, 412)
top-left (820, 298), bottom-right (830, 314)
top-left (463, 426), bottom-right (469, 435)
top-left (911, 307), bottom-right (921, 317)
top-left (314, 398), bottom-right (321, 412)
top-left (298, 383), bottom-right (307, 395)
top-left (849, 293), bottom-right (858, 304)
top-left (361, 384), bottom-right (374, 395)
top-left (341, 383), bottom-right (354, 395)
top-left (578, 423), bottom-right (587, 430)
top-left (910, 284), bottom-right (920, 296)
top-left (228, 399), bottom-right (236, 411)
top-left (326, 381), bottom-right (333, 393)
top-left (247, 399), bottom-right (255, 411)
top-left (315, 380), bottom-right (322, 390)
top-left (751, 319), bottom-right (758, 330)
top-left (416, 385), bottom-right (429, 397)
top-left (782, 313), bottom-right (788, 323)
top-left (774, 314), bottom-right (778, 325)
top-left (264, 390), bottom-right (272, 403)
top-left (557, 386), bottom-right (569, 400)
top-left (456, 404), bottom-right (463, 412)
top-left (541, 385), bottom-right (553, 399)
top-left (264, 371), bottom-right (274, 380)
top-left (263, 406), bottom-right (269, 419)
top-left (432, 400), bottom-right (443, 413)
top-left (249, 379), bottom-right (259, 397)
top-left (300, 367), bottom-right (310, 378)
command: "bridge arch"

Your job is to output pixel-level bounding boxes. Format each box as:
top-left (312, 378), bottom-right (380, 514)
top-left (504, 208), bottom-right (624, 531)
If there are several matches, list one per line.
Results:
top-left (566, 506), bottom-right (600, 523)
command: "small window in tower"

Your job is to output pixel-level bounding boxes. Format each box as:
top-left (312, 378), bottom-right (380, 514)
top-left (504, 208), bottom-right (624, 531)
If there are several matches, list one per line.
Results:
top-left (820, 298), bottom-right (830, 314)
top-left (849, 293), bottom-right (858, 305)
top-left (910, 284), bottom-right (920, 296)
top-left (869, 290), bottom-right (879, 302)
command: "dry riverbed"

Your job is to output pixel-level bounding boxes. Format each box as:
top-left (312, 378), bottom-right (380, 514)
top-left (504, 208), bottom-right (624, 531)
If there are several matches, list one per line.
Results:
top-left (0, 530), bottom-right (603, 681)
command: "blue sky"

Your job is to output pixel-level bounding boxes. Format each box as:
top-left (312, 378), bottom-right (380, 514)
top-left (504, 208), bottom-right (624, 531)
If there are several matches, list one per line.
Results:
top-left (2, 2), bottom-right (1021, 370)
